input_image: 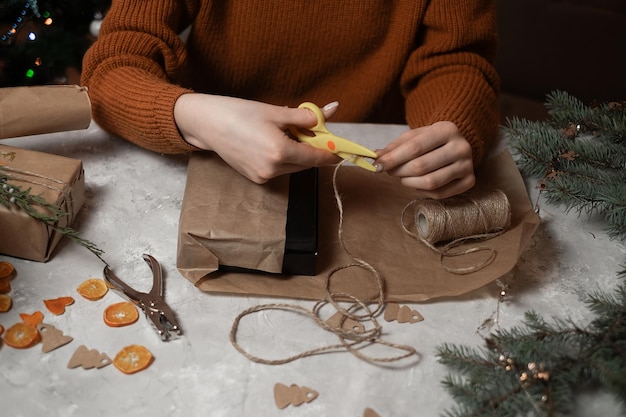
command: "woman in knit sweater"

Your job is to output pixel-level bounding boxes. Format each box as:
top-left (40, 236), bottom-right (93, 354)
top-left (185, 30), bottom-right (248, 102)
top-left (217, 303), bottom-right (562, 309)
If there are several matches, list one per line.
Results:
top-left (81, 0), bottom-right (500, 199)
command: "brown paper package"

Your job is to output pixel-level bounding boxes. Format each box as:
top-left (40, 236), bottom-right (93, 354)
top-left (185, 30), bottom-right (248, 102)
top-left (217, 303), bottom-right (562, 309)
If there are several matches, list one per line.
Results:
top-left (0, 144), bottom-right (85, 262)
top-left (177, 150), bottom-right (540, 302)
top-left (0, 85), bottom-right (91, 139)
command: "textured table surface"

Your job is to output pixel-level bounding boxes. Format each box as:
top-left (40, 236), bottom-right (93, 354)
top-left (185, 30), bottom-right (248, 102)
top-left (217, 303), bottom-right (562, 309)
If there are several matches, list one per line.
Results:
top-left (1, 123), bottom-right (623, 417)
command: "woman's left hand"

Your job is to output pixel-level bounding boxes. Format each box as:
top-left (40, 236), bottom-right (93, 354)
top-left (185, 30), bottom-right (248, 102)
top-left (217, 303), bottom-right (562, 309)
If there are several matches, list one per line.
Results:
top-left (374, 121), bottom-right (475, 199)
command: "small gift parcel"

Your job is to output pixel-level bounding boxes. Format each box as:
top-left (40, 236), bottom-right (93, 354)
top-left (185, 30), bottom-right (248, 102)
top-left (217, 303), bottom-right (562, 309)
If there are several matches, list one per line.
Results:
top-left (0, 144), bottom-right (85, 262)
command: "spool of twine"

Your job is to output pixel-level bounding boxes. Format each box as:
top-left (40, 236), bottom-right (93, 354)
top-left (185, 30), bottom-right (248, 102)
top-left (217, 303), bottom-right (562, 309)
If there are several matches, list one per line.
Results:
top-left (402, 188), bottom-right (512, 274)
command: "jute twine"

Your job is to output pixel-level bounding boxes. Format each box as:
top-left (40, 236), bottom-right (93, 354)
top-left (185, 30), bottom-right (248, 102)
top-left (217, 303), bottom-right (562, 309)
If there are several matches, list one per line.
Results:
top-left (230, 167), bottom-right (512, 364)
top-left (230, 162), bottom-right (419, 365)
top-left (401, 188), bottom-right (512, 274)
top-left (1, 164), bottom-right (76, 223)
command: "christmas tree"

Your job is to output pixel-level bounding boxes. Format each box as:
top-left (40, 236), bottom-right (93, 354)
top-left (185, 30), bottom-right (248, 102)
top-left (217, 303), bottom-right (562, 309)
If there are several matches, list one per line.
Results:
top-left (0, 0), bottom-right (110, 87)
top-left (437, 91), bottom-right (626, 416)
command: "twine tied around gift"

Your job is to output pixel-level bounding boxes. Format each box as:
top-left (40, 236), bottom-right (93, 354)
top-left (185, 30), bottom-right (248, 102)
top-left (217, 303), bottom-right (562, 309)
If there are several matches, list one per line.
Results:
top-left (1, 164), bottom-right (77, 224)
top-left (401, 188), bottom-right (512, 274)
top-left (230, 161), bottom-right (419, 366)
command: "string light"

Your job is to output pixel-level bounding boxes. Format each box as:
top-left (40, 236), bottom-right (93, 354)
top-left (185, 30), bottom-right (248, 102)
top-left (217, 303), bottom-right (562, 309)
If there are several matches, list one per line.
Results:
top-left (1, 0), bottom-right (104, 85)
top-left (1, 2), bottom-right (32, 45)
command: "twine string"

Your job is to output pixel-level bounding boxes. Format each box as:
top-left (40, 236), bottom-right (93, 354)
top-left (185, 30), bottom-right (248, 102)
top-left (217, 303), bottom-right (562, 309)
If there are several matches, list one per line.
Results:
top-left (230, 162), bottom-right (418, 365)
top-left (401, 189), bottom-right (511, 274)
top-left (2, 165), bottom-right (76, 223)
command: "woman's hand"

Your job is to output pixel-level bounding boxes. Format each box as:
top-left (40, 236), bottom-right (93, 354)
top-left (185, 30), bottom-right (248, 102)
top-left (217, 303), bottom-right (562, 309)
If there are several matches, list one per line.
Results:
top-left (374, 121), bottom-right (475, 199)
top-left (174, 94), bottom-right (340, 183)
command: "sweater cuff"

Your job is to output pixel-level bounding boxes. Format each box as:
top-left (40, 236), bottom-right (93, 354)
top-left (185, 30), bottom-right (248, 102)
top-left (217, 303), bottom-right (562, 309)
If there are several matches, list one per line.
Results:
top-left (153, 84), bottom-right (198, 153)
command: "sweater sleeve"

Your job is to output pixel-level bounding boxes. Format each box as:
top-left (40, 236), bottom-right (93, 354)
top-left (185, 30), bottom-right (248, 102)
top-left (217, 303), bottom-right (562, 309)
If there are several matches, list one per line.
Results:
top-left (400, 0), bottom-right (500, 166)
top-left (80, 0), bottom-right (199, 154)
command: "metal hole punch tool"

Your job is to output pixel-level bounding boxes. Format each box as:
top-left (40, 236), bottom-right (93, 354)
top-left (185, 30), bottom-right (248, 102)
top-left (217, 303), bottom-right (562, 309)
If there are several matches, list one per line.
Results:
top-left (103, 254), bottom-right (182, 341)
top-left (289, 102), bottom-right (379, 172)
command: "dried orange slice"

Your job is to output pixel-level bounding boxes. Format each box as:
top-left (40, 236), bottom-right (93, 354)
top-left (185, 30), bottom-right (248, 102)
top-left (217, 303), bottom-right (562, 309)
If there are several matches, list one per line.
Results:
top-left (0, 261), bottom-right (15, 279)
top-left (76, 278), bottom-right (109, 300)
top-left (20, 311), bottom-right (44, 327)
top-left (0, 294), bottom-right (12, 312)
top-left (103, 301), bottom-right (139, 327)
top-left (44, 296), bottom-right (75, 315)
top-left (0, 279), bottom-right (10, 293)
top-left (0, 324), bottom-right (4, 336)
top-left (4, 322), bottom-right (41, 348)
top-left (113, 344), bottom-right (153, 374)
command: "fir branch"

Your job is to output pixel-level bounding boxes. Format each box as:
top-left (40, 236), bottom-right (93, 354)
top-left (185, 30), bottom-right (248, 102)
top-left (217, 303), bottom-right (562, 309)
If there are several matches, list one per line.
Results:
top-left (545, 91), bottom-right (626, 142)
top-left (439, 93), bottom-right (626, 416)
top-left (438, 303), bottom-right (626, 416)
top-left (506, 91), bottom-right (626, 240)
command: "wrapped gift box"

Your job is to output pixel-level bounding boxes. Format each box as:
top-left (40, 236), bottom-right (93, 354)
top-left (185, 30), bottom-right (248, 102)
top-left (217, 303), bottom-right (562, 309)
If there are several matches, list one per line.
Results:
top-left (178, 150), bottom-right (540, 303)
top-left (177, 153), bottom-right (318, 277)
top-left (0, 144), bottom-right (85, 262)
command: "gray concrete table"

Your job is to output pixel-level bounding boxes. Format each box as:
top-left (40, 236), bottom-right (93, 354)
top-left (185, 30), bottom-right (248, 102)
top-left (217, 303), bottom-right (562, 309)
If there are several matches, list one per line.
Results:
top-left (1, 122), bottom-right (623, 417)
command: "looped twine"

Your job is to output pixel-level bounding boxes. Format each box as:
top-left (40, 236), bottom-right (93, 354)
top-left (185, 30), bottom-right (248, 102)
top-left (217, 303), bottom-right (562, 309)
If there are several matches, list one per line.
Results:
top-left (230, 162), bottom-right (419, 365)
top-left (401, 189), bottom-right (511, 274)
top-left (1, 164), bottom-right (77, 224)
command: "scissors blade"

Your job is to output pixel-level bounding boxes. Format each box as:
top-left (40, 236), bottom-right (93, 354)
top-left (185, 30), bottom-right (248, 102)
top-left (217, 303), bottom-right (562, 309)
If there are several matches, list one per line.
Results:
top-left (336, 151), bottom-right (378, 172)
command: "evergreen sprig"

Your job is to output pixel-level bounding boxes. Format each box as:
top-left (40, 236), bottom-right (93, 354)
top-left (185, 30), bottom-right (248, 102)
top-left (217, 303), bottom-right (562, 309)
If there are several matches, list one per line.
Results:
top-left (505, 91), bottom-right (626, 240)
top-left (0, 166), bottom-right (106, 264)
top-left (437, 92), bottom-right (626, 416)
top-left (437, 271), bottom-right (626, 417)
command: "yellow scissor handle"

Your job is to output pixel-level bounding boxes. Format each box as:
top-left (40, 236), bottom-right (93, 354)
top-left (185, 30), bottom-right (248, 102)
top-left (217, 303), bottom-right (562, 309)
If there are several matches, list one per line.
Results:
top-left (299, 102), bottom-right (329, 133)
top-left (290, 102), bottom-right (378, 171)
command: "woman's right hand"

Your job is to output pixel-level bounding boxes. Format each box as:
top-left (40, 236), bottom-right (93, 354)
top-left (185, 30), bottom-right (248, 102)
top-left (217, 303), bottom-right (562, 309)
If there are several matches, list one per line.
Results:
top-left (174, 94), bottom-right (340, 183)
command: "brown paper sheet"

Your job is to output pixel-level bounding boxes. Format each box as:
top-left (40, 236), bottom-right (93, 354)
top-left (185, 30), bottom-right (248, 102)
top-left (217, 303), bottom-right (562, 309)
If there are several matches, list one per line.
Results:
top-left (0, 85), bottom-right (91, 139)
top-left (0, 144), bottom-right (85, 262)
top-left (177, 149), bottom-right (540, 302)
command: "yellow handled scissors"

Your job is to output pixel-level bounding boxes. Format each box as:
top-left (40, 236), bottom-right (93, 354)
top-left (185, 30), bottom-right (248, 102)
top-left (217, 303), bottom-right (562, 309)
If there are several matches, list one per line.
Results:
top-left (289, 102), bottom-right (379, 172)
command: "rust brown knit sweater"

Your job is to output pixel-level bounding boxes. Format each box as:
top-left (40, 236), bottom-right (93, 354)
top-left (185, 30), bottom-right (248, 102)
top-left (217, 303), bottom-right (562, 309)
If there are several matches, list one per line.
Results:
top-left (81, 0), bottom-right (500, 165)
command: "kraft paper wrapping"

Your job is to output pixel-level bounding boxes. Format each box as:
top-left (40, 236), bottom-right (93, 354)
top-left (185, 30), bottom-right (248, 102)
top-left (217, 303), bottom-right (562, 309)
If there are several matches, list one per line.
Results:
top-left (177, 149), bottom-right (540, 302)
top-left (0, 144), bottom-right (85, 262)
top-left (0, 85), bottom-right (91, 139)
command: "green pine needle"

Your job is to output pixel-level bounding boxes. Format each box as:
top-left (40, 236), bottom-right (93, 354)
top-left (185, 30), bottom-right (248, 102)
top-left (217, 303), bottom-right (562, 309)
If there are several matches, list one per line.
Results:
top-left (506, 91), bottom-right (626, 240)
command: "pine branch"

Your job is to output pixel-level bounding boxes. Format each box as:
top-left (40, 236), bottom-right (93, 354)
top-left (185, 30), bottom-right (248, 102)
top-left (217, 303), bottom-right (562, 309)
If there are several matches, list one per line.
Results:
top-left (506, 91), bottom-right (626, 240)
top-left (438, 302), bottom-right (626, 416)
top-left (440, 93), bottom-right (626, 415)
top-left (546, 91), bottom-right (626, 143)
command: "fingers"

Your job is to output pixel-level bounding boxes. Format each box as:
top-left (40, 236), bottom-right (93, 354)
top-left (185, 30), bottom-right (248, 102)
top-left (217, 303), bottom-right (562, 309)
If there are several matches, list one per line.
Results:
top-left (375, 122), bottom-right (460, 170)
top-left (375, 122), bottom-right (476, 199)
top-left (278, 101), bottom-right (339, 129)
top-left (398, 161), bottom-right (476, 199)
top-left (321, 101), bottom-right (339, 120)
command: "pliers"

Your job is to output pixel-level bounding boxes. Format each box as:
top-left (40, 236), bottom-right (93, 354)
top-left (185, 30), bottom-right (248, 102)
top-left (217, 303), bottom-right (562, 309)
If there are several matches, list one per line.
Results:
top-left (104, 254), bottom-right (182, 341)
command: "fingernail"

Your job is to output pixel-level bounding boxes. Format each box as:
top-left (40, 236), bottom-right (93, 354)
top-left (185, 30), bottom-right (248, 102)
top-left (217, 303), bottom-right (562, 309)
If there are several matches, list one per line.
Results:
top-left (322, 101), bottom-right (339, 111)
top-left (374, 163), bottom-right (384, 173)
